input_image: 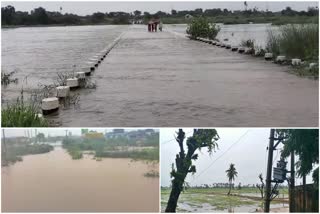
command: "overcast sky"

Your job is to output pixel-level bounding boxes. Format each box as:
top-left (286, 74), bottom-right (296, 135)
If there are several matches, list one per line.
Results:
top-left (161, 128), bottom-right (316, 187)
top-left (2, 1), bottom-right (318, 15)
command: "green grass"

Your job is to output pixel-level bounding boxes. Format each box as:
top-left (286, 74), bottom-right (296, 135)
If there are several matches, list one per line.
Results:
top-left (2, 99), bottom-right (48, 127)
top-left (267, 24), bottom-right (318, 61)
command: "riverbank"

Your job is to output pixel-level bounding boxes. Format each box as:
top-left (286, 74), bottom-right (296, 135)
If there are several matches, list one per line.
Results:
top-left (1, 143), bottom-right (54, 166)
top-left (163, 15), bottom-right (318, 25)
top-left (62, 134), bottom-right (159, 161)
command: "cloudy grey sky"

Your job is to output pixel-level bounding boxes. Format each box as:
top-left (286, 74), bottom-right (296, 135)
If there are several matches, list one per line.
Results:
top-left (161, 128), bottom-right (316, 187)
top-left (2, 1), bottom-right (318, 15)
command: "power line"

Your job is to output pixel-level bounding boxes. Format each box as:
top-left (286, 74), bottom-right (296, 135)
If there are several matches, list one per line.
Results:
top-left (190, 129), bottom-right (251, 184)
top-left (161, 130), bottom-right (193, 145)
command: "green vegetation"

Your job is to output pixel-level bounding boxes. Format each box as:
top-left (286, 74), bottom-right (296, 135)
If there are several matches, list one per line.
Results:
top-left (2, 73), bottom-right (48, 127)
top-left (96, 147), bottom-right (159, 161)
top-left (1, 71), bottom-right (18, 86)
top-left (241, 39), bottom-right (255, 49)
top-left (2, 97), bottom-right (48, 127)
top-left (161, 187), bottom-right (288, 212)
top-left (62, 132), bottom-right (159, 161)
top-left (68, 149), bottom-right (83, 159)
top-left (2, 143), bottom-right (54, 166)
top-left (266, 24), bottom-right (318, 61)
top-left (226, 163), bottom-right (238, 195)
top-left (278, 129), bottom-right (318, 179)
top-left (144, 170), bottom-right (160, 178)
top-left (166, 129), bottom-right (220, 212)
top-left (186, 17), bottom-right (220, 40)
top-left (265, 24), bottom-right (318, 78)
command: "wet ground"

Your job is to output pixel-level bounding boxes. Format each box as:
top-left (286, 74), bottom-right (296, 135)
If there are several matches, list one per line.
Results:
top-left (161, 189), bottom-right (288, 213)
top-left (2, 24), bottom-right (318, 127)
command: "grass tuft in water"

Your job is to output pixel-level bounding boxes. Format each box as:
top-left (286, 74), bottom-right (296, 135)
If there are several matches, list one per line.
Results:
top-left (1, 92), bottom-right (48, 127)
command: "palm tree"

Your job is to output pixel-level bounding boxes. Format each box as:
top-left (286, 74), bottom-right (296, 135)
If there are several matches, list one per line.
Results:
top-left (244, 1), bottom-right (248, 11)
top-left (226, 163), bottom-right (238, 195)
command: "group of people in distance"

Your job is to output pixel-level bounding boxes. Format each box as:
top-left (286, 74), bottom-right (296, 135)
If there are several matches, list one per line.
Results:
top-left (147, 18), bottom-right (163, 32)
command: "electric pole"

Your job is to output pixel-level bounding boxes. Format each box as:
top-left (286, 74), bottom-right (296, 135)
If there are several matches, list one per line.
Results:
top-left (289, 151), bottom-right (295, 212)
top-left (2, 129), bottom-right (7, 165)
top-left (264, 129), bottom-right (275, 212)
top-left (35, 129), bottom-right (38, 144)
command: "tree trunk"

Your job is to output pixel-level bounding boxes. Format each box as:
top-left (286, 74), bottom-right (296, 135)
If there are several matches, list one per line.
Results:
top-left (2, 129), bottom-right (7, 166)
top-left (165, 178), bottom-right (185, 212)
top-left (228, 181), bottom-right (231, 195)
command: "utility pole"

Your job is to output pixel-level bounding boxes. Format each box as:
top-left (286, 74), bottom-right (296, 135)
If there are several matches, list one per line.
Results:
top-left (264, 129), bottom-right (275, 212)
top-left (289, 151), bottom-right (295, 212)
top-left (2, 129), bottom-right (7, 165)
top-left (302, 175), bottom-right (306, 212)
top-left (35, 129), bottom-right (38, 144)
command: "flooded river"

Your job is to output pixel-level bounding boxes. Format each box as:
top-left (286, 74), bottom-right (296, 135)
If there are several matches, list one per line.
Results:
top-left (1, 147), bottom-right (159, 212)
top-left (167, 23), bottom-right (279, 47)
top-left (2, 24), bottom-right (318, 127)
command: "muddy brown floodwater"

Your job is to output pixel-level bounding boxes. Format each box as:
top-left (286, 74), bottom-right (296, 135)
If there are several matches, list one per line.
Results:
top-left (1, 147), bottom-right (159, 212)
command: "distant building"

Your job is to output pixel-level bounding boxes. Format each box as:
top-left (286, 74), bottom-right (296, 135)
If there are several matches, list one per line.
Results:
top-left (106, 129), bottom-right (126, 139)
top-left (83, 131), bottom-right (105, 140)
top-left (145, 129), bottom-right (155, 136)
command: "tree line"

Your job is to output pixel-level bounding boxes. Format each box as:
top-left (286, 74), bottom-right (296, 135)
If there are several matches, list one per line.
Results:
top-left (2, 5), bottom-right (319, 26)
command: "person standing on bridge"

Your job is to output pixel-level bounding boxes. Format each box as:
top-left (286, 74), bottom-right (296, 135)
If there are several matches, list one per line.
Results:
top-left (159, 21), bottom-right (163, 32)
top-left (148, 20), bottom-right (152, 32)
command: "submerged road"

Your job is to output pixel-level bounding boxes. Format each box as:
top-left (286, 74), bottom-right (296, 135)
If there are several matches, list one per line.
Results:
top-left (62, 25), bottom-right (318, 127)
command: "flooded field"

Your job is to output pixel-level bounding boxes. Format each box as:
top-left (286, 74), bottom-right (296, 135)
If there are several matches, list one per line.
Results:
top-left (2, 146), bottom-right (159, 212)
top-left (161, 188), bottom-right (288, 213)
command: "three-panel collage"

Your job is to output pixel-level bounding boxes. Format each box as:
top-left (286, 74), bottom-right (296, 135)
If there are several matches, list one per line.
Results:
top-left (1, 0), bottom-right (319, 213)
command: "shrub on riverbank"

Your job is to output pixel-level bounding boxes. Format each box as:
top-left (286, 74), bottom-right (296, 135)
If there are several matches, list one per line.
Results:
top-left (2, 143), bottom-right (54, 166)
top-left (186, 17), bottom-right (220, 40)
top-left (240, 39), bottom-right (255, 49)
top-left (266, 24), bottom-right (319, 61)
top-left (62, 134), bottom-right (159, 161)
top-left (144, 170), bottom-right (159, 178)
top-left (1, 71), bottom-right (18, 86)
top-left (96, 147), bottom-right (159, 161)
top-left (2, 97), bottom-right (48, 127)
top-left (69, 149), bottom-right (83, 159)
